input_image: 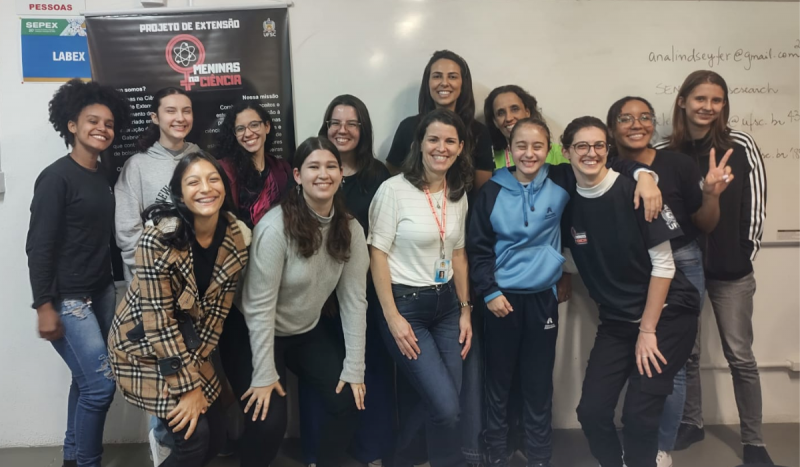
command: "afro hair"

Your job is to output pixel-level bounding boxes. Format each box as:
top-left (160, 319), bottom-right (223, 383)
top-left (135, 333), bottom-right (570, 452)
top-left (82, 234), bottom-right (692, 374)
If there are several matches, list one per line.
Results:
top-left (48, 78), bottom-right (131, 147)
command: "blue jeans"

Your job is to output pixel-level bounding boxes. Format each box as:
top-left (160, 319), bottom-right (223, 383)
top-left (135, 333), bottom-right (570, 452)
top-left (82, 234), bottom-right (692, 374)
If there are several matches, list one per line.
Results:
top-left (658, 241), bottom-right (705, 451)
top-left (378, 281), bottom-right (465, 467)
top-left (52, 283), bottom-right (117, 467)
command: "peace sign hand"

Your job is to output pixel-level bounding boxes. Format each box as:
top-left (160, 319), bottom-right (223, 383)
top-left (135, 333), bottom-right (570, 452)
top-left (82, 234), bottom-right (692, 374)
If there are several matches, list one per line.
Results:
top-left (703, 148), bottom-right (734, 197)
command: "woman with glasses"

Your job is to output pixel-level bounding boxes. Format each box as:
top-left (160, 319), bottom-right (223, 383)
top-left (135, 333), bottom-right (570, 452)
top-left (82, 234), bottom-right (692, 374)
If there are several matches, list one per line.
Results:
top-left (296, 95), bottom-right (393, 467)
top-left (213, 100), bottom-right (292, 466)
top-left (561, 117), bottom-right (702, 467)
top-left (468, 117), bottom-right (659, 467)
top-left (606, 96), bottom-right (732, 467)
top-left (216, 100), bottom-right (292, 229)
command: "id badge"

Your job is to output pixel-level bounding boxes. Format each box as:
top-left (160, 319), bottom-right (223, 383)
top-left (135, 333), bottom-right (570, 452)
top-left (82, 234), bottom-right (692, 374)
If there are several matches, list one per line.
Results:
top-left (434, 259), bottom-right (451, 283)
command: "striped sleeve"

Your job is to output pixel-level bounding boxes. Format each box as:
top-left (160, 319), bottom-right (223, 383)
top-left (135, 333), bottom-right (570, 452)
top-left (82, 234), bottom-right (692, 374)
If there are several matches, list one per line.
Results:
top-left (731, 130), bottom-right (767, 260)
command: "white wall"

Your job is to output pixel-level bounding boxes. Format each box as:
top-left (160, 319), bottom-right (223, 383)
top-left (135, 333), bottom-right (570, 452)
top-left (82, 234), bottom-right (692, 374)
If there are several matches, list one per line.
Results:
top-left (0, 0), bottom-right (797, 448)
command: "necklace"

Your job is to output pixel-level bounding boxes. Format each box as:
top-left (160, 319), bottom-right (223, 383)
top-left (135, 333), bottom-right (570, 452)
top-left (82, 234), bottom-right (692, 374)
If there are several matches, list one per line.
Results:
top-left (431, 190), bottom-right (444, 209)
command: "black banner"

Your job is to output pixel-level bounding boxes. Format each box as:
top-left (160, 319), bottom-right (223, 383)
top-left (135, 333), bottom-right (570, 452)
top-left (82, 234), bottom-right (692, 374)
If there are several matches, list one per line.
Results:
top-left (86, 7), bottom-right (295, 178)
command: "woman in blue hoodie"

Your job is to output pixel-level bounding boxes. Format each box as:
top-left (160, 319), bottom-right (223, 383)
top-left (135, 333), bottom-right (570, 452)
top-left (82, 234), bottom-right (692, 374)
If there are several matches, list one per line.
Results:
top-left (467, 118), bottom-right (660, 467)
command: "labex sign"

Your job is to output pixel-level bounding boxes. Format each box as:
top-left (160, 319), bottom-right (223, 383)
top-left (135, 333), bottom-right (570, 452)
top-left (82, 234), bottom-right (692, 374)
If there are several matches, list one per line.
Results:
top-left (20, 17), bottom-right (90, 82)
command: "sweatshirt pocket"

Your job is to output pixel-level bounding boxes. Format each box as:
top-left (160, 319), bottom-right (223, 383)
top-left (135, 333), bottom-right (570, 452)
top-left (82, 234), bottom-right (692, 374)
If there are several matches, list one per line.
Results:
top-left (495, 245), bottom-right (565, 293)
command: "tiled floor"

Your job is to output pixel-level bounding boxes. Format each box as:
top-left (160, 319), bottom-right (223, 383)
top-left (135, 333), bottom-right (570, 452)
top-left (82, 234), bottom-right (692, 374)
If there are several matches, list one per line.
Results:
top-left (1, 424), bottom-right (797, 467)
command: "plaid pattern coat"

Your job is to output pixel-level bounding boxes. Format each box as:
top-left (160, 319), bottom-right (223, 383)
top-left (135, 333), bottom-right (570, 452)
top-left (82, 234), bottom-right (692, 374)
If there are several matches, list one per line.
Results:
top-left (108, 213), bottom-right (249, 418)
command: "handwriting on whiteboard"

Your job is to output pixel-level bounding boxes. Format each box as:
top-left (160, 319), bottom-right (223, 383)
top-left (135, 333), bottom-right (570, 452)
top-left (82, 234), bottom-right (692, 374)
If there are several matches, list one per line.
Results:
top-left (648, 42), bottom-right (800, 71)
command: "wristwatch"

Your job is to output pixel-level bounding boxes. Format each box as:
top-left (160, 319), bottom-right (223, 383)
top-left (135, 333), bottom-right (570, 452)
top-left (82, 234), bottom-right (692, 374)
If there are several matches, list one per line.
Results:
top-left (459, 301), bottom-right (472, 309)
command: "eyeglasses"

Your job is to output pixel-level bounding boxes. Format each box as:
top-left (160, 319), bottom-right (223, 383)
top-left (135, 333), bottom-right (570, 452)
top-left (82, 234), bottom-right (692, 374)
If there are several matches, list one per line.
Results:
top-left (327, 120), bottom-right (361, 131)
top-left (570, 142), bottom-right (609, 156)
top-left (616, 113), bottom-right (655, 127)
top-left (234, 120), bottom-right (264, 136)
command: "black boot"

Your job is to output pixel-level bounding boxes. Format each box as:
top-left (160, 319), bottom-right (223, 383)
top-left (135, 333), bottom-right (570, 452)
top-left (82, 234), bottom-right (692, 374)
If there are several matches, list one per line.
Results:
top-left (673, 423), bottom-right (705, 451)
top-left (742, 444), bottom-right (774, 465)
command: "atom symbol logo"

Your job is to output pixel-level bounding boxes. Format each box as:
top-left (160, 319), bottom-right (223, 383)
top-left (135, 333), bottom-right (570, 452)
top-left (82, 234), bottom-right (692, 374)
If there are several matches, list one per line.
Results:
top-left (173, 42), bottom-right (198, 67)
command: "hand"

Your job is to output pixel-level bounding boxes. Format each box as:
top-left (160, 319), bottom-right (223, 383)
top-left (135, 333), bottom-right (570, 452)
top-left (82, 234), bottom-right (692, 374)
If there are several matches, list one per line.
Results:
top-left (486, 295), bottom-right (513, 317)
top-left (459, 310), bottom-right (473, 360)
top-left (336, 380), bottom-right (366, 411)
top-left (241, 381), bottom-right (286, 422)
top-left (702, 148), bottom-right (734, 197)
top-left (37, 303), bottom-right (63, 341)
top-left (556, 274), bottom-right (572, 303)
top-left (167, 386), bottom-right (208, 440)
top-left (636, 331), bottom-right (667, 378)
top-left (633, 172), bottom-right (662, 222)
top-left (386, 312), bottom-right (420, 360)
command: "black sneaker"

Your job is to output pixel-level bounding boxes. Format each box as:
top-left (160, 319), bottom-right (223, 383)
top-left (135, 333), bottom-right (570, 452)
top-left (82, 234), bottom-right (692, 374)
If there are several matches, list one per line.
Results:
top-left (63, 461), bottom-right (77, 467)
top-left (673, 423), bottom-right (705, 451)
top-left (742, 444), bottom-right (774, 465)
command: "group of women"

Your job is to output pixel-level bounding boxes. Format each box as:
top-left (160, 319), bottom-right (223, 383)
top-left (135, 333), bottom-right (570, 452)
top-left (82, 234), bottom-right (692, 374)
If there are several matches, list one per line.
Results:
top-left (26, 48), bottom-right (769, 467)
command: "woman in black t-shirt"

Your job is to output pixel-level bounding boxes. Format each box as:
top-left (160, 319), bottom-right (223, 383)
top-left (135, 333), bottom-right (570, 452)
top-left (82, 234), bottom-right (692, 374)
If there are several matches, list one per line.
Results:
top-left (294, 95), bottom-right (393, 467)
top-left (386, 50), bottom-right (494, 192)
top-left (26, 79), bottom-right (129, 467)
top-left (560, 116), bottom-right (701, 467)
top-left (606, 96), bottom-right (732, 465)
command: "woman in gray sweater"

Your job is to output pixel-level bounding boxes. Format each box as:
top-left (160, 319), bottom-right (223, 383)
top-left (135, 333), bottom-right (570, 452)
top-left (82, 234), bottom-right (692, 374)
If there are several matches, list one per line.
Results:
top-left (239, 136), bottom-right (369, 467)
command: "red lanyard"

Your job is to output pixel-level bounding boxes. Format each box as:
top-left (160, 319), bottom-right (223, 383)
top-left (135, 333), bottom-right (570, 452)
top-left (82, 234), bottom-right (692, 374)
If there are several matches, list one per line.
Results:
top-left (423, 180), bottom-right (447, 253)
top-left (504, 148), bottom-right (512, 168)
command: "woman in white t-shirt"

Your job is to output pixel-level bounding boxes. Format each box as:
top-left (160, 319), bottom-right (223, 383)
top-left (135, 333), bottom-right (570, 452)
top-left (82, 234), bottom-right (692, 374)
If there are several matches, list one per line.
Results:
top-left (368, 108), bottom-right (473, 467)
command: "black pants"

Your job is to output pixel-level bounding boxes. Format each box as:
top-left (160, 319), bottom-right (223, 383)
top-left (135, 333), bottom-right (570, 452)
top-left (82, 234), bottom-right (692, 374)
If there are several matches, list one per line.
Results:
top-left (158, 398), bottom-right (226, 467)
top-left (219, 306), bottom-right (358, 467)
top-left (484, 290), bottom-right (558, 464)
top-left (576, 309), bottom-right (697, 467)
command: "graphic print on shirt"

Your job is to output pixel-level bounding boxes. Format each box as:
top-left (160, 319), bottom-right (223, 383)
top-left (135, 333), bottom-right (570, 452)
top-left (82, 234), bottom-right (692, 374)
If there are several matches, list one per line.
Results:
top-left (545, 207), bottom-right (556, 219)
top-left (155, 185), bottom-right (172, 204)
top-left (571, 226), bottom-right (588, 245)
top-left (660, 203), bottom-right (679, 230)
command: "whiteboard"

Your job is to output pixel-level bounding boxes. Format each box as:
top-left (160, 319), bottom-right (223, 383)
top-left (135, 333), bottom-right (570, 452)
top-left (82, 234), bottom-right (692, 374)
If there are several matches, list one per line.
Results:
top-left (289, 0), bottom-right (800, 244)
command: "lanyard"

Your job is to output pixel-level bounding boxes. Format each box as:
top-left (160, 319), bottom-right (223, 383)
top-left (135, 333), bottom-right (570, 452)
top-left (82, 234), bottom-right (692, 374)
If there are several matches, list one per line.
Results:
top-left (504, 147), bottom-right (512, 168)
top-left (423, 180), bottom-right (447, 259)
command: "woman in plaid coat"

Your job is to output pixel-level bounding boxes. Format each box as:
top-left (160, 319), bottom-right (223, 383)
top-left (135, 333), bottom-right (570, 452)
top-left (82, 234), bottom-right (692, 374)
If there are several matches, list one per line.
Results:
top-left (108, 151), bottom-right (250, 467)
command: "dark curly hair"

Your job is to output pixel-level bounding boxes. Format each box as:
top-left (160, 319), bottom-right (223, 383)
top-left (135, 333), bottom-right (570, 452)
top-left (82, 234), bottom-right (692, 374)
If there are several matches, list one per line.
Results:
top-left (137, 87), bottom-right (191, 152)
top-left (215, 100), bottom-right (276, 194)
top-left (142, 151), bottom-right (235, 251)
top-left (402, 108), bottom-right (473, 201)
top-left (317, 94), bottom-right (386, 190)
top-left (282, 137), bottom-right (352, 262)
top-left (48, 78), bottom-right (130, 148)
top-left (484, 85), bottom-right (543, 151)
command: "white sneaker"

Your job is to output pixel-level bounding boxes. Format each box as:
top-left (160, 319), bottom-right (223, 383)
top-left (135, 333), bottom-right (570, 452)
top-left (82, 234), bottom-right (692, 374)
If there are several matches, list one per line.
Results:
top-left (656, 450), bottom-right (673, 467)
top-left (149, 428), bottom-right (172, 467)
top-left (369, 460), bottom-right (383, 467)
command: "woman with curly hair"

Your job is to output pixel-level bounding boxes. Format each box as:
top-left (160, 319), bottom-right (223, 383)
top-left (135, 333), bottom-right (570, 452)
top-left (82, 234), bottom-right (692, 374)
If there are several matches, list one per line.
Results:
top-left (215, 100), bottom-right (292, 229)
top-left (26, 78), bottom-right (129, 467)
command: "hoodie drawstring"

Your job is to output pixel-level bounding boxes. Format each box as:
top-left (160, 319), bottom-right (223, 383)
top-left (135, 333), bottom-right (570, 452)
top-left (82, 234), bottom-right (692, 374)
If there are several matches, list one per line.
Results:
top-left (518, 184), bottom-right (537, 227)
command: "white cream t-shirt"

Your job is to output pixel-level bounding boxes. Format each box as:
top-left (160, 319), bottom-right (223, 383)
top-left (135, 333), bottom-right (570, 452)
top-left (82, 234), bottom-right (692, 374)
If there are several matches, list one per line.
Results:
top-left (367, 174), bottom-right (468, 286)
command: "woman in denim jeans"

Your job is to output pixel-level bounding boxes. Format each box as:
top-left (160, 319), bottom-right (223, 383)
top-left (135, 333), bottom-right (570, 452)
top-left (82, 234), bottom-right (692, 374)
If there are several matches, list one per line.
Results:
top-left (26, 79), bottom-right (129, 467)
top-left (607, 96), bottom-right (732, 467)
top-left (368, 109), bottom-right (474, 467)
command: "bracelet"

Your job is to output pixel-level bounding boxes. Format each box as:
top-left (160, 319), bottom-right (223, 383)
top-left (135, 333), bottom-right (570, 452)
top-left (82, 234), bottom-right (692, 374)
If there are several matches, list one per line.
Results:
top-left (639, 327), bottom-right (656, 334)
top-left (459, 300), bottom-right (472, 309)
